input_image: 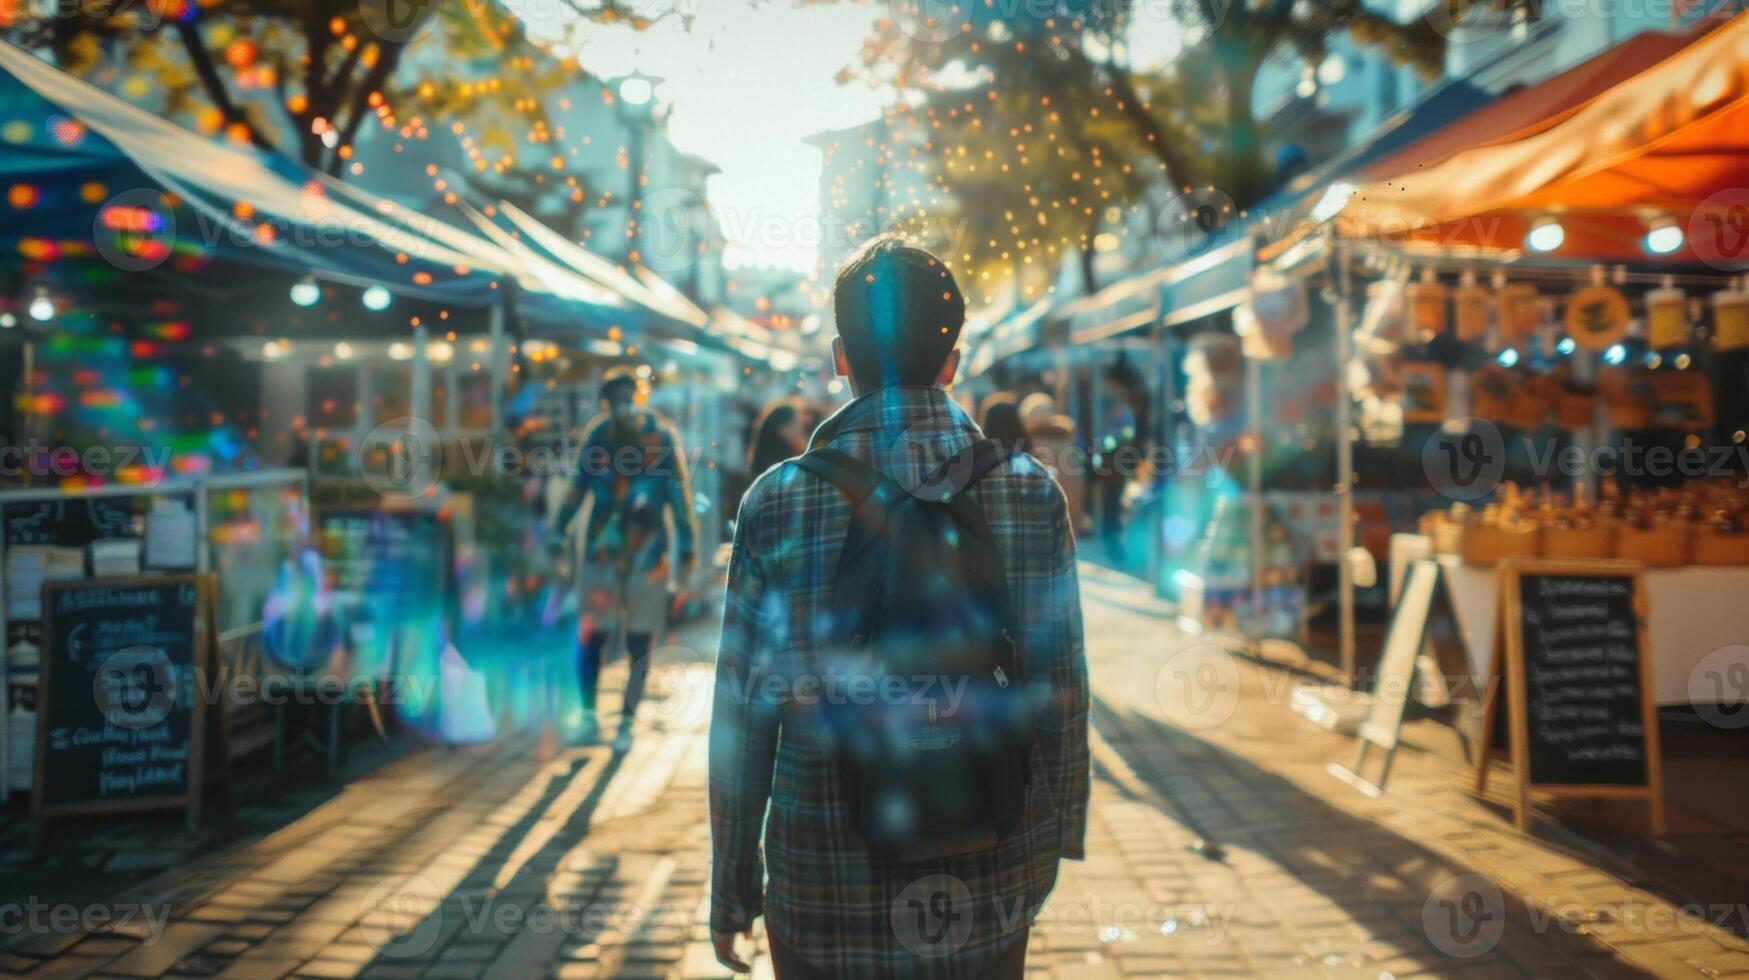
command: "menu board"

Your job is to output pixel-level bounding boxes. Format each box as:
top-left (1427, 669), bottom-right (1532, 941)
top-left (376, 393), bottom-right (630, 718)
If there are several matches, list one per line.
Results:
top-left (1515, 571), bottom-right (1647, 785)
top-left (32, 576), bottom-right (209, 839)
top-left (4, 497), bottom-right (142, 547)
top-left (1474, 559), bottom-right (1663, 834)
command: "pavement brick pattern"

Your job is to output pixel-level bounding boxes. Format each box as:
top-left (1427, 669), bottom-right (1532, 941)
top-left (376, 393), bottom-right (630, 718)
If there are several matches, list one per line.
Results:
top-left (4, 575), bottom-right (1746, 978)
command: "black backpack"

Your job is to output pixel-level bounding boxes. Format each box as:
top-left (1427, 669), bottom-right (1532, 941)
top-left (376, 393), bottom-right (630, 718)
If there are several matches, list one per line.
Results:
top-left (793, 438), bottom-right (1033, 864)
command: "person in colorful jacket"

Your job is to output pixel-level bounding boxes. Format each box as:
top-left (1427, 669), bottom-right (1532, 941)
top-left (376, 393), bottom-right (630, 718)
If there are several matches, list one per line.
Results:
top-left (554, 366), bottom-right (697, 750)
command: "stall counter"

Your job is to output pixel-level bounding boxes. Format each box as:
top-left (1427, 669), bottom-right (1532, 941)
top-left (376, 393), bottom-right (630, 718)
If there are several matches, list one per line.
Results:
top-left (1438, 554), bottom-right (1749, 705)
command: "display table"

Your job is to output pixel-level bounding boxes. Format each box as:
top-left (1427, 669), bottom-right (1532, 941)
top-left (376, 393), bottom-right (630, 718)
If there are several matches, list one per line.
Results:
top-left (1436, 553), bottom-right (1749, 706)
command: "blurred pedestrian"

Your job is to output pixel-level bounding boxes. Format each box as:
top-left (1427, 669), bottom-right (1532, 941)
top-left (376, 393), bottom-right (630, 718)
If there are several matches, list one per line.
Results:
top-left (978, 391), bottom-right (1029, 456)
top-left (748, 397), bottom-right (811, 479)
top-left (710, 235), bottom-right (1088, 979)
top-left (552, 366), bottom-right (698, 751)
top-left (1018, 392), bottom-right (1086, 532)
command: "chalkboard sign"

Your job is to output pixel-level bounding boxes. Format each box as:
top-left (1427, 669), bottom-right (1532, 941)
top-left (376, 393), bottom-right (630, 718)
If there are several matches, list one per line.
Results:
top-left (31, 575), bottom-right (211, 844)
top-left (4, 497), bottom-right (142, 548)
top-left (1473, 559), bottom-right (1664, 834)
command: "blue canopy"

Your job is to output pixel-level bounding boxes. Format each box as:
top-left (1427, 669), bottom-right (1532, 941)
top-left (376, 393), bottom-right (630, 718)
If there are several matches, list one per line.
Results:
top-left (1070, 78), bottom-right (1496, 344)
top-left (0, 41), bottom-right (631, 324)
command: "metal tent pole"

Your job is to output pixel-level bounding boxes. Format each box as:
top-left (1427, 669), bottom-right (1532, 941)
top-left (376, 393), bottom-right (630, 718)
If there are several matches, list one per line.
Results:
top-left (487, 300), bottom-right (507, 435)
top-left (1330, 228), bottom-right (1357, 682)
top-left (1245, 347), bottom-right (1264, 631)
top-left (410, 324), bottom-right (432, 428)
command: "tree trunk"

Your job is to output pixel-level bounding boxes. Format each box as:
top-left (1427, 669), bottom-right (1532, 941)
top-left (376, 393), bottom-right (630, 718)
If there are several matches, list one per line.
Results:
top-left (1094, 64), bottom-right (1199, 217)
top-left (1080, 208), bottom-right (1101, 296)
top-left (1221, 48), bottom-right (1272, 209)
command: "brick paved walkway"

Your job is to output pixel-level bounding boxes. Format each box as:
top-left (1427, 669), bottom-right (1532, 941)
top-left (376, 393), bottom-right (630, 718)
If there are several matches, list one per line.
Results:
top-left (3, 573), bottom-right (1746, 977)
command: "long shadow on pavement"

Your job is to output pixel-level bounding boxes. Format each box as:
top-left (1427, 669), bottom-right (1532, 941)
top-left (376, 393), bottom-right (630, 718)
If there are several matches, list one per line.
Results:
top-left (1091, 697), bottom-right (1662, 978)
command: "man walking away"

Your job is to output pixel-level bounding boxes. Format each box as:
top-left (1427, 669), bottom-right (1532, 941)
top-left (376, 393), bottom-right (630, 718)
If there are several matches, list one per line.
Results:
top-left (554, 366), bottom-right (697, 751)
top-left (709, 236), bottom-right (1089, 978)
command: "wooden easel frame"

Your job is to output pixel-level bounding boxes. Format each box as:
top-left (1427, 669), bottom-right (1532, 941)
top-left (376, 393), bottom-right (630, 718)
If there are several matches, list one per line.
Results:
top-left (1330, 559), bottom-right (1445, 796)
top-left (31, 574), bottom-right (215, 851)
top-left (1472, 559), bottom-right (1665, 835)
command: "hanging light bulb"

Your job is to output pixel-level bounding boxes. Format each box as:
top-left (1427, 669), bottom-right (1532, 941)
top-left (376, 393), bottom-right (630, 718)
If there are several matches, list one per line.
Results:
top-left (28, 291), bottom-right (54, 322)
top-left (362, 285), bottom-right (392, 311)
top-left (1525, 219), bottom-right (1564, 253)
top-left (290, 277), bottom-right (320, 307)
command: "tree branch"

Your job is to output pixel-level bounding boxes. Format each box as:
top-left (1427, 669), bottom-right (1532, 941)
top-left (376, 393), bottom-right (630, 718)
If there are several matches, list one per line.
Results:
top-left (325, 42), bottom-right (406, 175)
top-left (172, 18), bottom-right (277, 154)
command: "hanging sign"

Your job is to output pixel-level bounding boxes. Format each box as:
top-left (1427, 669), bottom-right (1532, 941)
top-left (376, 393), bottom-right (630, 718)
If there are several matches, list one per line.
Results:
top-left (1714, 289), bottom-right (1749, 352)
top-left (1454, 278), bottom-right (1491, 342)
top-left (1497, 284), bottom-right (1541, 342)
top-left (1235, 268), bottom-right (1308, 360)
top-left (1407, 277), bottom-right (1448, 342)
top-left (1644, 286), bottom-right (1688, 349)
top-left (1565, 285), bottom-right (1630, 351)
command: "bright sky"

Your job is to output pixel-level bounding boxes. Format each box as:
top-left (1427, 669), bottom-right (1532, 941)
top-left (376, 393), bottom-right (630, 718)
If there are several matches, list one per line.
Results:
top-left (518, 2), bottom-right (1186, 272)
top-left (525, 2), bottom-right (887, 272)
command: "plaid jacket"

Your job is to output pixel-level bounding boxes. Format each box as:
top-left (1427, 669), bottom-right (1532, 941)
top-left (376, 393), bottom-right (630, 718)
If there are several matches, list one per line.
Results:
top-left (709, 385), bottom-right (1089, 978)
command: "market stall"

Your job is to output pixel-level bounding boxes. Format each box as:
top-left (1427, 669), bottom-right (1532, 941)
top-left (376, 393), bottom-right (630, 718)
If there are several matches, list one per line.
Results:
top-left (1, 469), bottom-right (310, 806)
top-left (1256, 10), bottom-right (1749, 697)
top-left (1425, 543), bottom-right (1749, 705)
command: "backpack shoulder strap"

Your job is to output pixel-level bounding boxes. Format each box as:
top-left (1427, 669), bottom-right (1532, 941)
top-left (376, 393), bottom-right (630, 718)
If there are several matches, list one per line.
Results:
top-left (922, 438), bottom-right (1015, 497)
top-left (791, 448), bottom-right (901, 569)
top-left (792, 448), bottom-right (887, 507)
top-left (926, 439), bottom-right (1020, 631)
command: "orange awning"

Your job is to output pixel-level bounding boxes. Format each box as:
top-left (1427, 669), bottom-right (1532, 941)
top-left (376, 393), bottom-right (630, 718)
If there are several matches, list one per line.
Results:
top-left (1331, 9), bottom-right (1749, 265)
top-left (1356, 25), bottom-right (1708, 182)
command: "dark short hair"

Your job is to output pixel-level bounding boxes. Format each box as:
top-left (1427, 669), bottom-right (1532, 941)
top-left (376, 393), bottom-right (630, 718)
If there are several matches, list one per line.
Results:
top-left (833, 234), bottom-right (965, 390)
top-left (599, 366), bottom-right (639, 402)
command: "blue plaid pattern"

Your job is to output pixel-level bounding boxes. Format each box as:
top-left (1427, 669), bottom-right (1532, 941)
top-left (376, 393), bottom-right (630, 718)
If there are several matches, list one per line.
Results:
top-left (709, 385), bottom-right (1089, 978)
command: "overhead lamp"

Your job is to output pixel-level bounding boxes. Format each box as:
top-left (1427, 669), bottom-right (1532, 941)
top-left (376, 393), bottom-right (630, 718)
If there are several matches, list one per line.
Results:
top-left (1496, 348), bottom-right (1520, 368)
top-left (1525, 219), bottom-right (1564, 253)
top-left (261, 339), bottom-right (288, 360)
top-left (1603, 343), bottom-right (1628, 366)
top-left (1556, 337), bottom-right (1576, 355)
top-left (1, 312), bottom-right (16, 328)
top-left (290, 277), bottom-right (320, 307)
top-left (334, 341), bottom-right (354, 360)
top-left (1311, 182), bottom-right (1358, 222)
top-left (28, 291), bottom-right (53, 322)
top-left (1317, 54), bottom-right (1347, 86)
top-left (387, 341), bottom-right (413, 361)
top-left (618, 75), bottom-right (654, 107)
top-left (1643, 219), bottom-right (1684, 255)
top-left (427, 340), bottom-right (454, 364)
top-left (362, 285), bottom-right (392, 311)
